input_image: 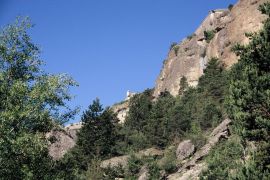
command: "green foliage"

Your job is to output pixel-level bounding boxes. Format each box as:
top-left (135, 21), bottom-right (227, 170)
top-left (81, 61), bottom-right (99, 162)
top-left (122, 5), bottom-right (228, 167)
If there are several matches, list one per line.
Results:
top-left (179, 76), bottom-right (188, 95)
top-left (120, 89), bottom-right (153, 151)
top-left (186, 122), bottom-right (207, 149)
top-left (0, 17), bottom-right (77, 179)
top-left (127, 130), bottom-right (149, 151)
top-left (226, 3), bottom-right (270, 175)
top-left (103, 165), bottom-right (125, 180)
top-left (78, 99), bottom-right (118, 159)
top-left (121, 58), bottom-right (228, 152)
top-left (58, 99), bottom-right (119, 176)
top-left (158, 147), bottom-right (177, 174)
top-left (200, 136), bottom-right (243, 179)
top-left (125, 89), bottom-right (153, 132)
top-left (169, 42), bottom-right (177, 50)
top-left (204, 30), bottom-right (216, 43)
top-left (147, 161), bottom-right (161, 180)
top-left (169, 42), bottom-right (180, 56)
top-left (126, 154), bottom-right (143, 177)
top-left (173, 45), bottom-right (180, 56)
top-left (84, 158), bottom-right (104, 180)
top-left (145, 91), bottom-right (176, 147)
top-left (171, 58), bottom-right (228, 137)
top-left (201, 3), bottom-right (270, 179)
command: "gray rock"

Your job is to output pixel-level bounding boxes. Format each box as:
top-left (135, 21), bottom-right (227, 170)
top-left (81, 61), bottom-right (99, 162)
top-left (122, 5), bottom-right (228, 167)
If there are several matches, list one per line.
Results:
top-left (176, 140), bottom-right (195, 161)
top-left (100, 148), bottom-right (163, 169)
top-left (138, 166), bottom-right (149, 180)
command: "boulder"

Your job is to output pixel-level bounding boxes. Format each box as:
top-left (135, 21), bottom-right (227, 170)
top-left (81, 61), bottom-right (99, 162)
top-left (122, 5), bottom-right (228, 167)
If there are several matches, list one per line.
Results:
top-left (167, 119), bottom-right (231, 180)
top-left (100, 148), bottom-right (163, 169)
top-left (138, 165), bottom-right (149, 180)
top-left (100, 155), bottom-right (129, 169)
top-left (176, 140), bottom-right (195, 161)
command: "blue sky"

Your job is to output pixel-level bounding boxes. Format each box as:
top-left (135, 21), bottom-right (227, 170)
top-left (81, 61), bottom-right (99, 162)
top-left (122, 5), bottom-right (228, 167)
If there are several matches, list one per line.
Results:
top-left (0, 0), bottom-right (237, 123)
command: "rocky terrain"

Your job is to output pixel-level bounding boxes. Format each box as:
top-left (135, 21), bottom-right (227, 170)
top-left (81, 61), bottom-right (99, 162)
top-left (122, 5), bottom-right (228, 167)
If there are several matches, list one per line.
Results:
top-left (153, 0), bottom-right (268, 97)
top-left (47, 123), bottom-right (81, 160)
top-left (97, 118), bottom-right (231, 180)
top-left (111, 100), bottom-right (130, 124)
top-left (47, 1), bottom-right (267, 178)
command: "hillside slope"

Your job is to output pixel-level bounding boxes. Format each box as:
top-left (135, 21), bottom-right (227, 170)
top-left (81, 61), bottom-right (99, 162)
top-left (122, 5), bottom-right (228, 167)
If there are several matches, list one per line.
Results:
top-left (154, 0), bottom-right (267, 97)
top-left (48, 0), bottom-right (267, 161)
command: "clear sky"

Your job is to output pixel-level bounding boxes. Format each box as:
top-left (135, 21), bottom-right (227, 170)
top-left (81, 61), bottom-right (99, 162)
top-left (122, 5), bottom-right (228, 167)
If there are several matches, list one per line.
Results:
top-left (0, 0), bottom-right (237, 123)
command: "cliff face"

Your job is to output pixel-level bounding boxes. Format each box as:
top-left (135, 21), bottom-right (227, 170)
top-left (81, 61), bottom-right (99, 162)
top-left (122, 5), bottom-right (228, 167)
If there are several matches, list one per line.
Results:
top-left (47, 123), bottom-right (81, 160)
top-left (111, 100), bottom-right (130, 124)
top-left (154, 0), bottom-right (267, 97)
top-left (48, 0), bottom-right (267, 160)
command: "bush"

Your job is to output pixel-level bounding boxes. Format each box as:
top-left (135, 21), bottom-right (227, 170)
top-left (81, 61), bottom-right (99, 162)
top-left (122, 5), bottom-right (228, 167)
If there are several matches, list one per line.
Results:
top-left (103, 165), bottom-right (125, 180)
top-left (204, 30), bottom-right (216, 43)
top-left (128, 131), bottom-right (149, 151)
top-left (173, 45), bottom-right (180, 56)
top-left (84, 158), bottom-right (104, 180)
top-left (170, 42), bottom-right (177, 50)
top-left (200, 136), bottom-right (243, 179)
top-left (159, 147), bottom-right (177, 174)
top-left (169, 42), bottom-right (180, 56)
top-left (186, 122), bottom-right (207, 149)
top-left (148, 161), bottom-right (161, 179)
top-left (126, 154), bottom-right (143, 177)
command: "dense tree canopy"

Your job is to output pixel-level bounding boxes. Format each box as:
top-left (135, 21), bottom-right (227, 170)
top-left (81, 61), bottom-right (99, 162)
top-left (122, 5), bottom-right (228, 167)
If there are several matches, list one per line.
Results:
top-left (202, 3), bottom-right (270, 179)
top-left (1, 3), bottom-right (270, 179)
top-left (0, 18), bottom-right (77, 179)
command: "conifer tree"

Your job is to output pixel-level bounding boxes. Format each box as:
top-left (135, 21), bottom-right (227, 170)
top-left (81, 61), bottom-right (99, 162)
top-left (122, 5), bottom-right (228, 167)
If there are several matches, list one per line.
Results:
top-left (179, 76), bottom-right (188, 95)
top-left (226, 2), bottom-right (270, 177)
top-left (76, 98), bottom-right (118, 162)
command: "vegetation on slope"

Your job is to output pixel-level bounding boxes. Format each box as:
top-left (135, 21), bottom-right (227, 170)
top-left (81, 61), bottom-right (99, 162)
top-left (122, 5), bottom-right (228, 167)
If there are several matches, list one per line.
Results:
top-left (0, 2), bottom-right (269, 180)
top-left (201, 3), bottom-right (270, 179)
top-left (0, 18), bottom-right (77, 179)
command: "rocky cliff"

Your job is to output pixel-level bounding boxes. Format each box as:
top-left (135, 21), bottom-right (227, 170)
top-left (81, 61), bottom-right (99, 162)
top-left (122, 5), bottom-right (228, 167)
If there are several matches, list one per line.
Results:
top-left (154, 0), bottom-right (267, 97)
top-left (47, 123), bottom-right (81, 160)
top-left (48, 0), bottom-right (267, 161)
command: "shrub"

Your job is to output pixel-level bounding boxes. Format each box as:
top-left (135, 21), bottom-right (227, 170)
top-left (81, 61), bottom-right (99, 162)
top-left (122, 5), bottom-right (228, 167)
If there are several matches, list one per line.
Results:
top-left (148, 161), bottom-right (161, 179)
top-left (126, 154), bottom-right (143, 177)
top-left (84, 158), bottom-right (104, 180)
top-left (173, 46), bottom-right (180, 56)
top-left (103, 165), bottom-right (125, 180)
top-left (169, 42), bottom-right (180, 56)
top-left (200, 136), bottom-right (243, 179)
top-left (170, 42), bottom-right (177, 50)
top-left (186, 122), bottom-right (207, 149)
top-left (128, 131), bottom-right (149, 151)
top-left (204, 30), bottom-right (216, 43)
top-left (159, 147), bottom-right (177, 174)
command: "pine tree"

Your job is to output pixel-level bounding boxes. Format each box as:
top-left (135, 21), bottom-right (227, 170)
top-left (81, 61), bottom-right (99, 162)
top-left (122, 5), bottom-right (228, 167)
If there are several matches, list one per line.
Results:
top-left (226, 2), bottom-right (270, 177)
top-left (179, 76), bottom-right (188, 95)
top-left (124, 89), bottom-right (153, 132)
top-left (146, 91), bottom-right (176, 147)
top-left (74, 98), bottom-right (118, 169)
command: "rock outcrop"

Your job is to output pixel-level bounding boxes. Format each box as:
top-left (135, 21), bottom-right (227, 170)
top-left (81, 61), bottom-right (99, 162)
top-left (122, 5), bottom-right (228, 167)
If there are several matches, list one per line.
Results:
top-left (47, 123), bottom-right (81, 160)
top-left (154, 0), bottom-right (268, 97)
top-left (111, 100), bottom-right (130, 124)
top-left (100, 148), bottom-right (164, 169)
top-left (138, 166), bottom-right (150, 180)
top-left (176, 140), bottom-right (195, 161)
top-left (167, 118), bottom-right (231, 180)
